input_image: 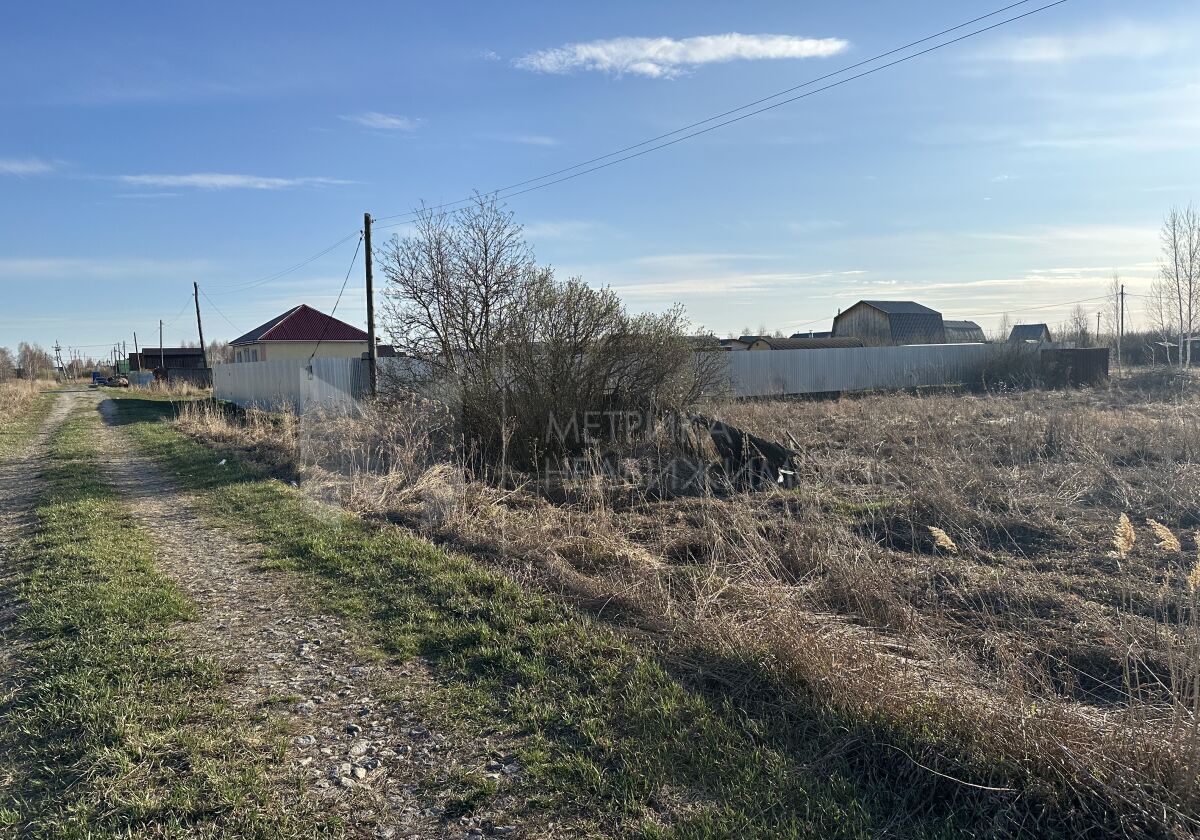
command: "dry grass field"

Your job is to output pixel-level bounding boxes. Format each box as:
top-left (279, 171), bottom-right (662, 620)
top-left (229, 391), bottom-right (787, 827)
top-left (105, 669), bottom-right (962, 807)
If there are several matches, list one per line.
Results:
top-left (174, 368), bottom-right (1200, 835)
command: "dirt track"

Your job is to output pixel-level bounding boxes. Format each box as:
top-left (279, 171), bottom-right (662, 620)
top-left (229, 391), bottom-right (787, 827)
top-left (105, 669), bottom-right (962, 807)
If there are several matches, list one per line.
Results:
top-left (3, 392), bottom-right (526, 840)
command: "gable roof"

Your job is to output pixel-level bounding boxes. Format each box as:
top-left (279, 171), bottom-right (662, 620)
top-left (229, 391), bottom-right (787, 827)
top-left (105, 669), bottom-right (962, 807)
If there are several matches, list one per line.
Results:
top-left (943, 319), bottom-right (986, 341)
top-left (858, 300), bottom-right (940, 315)
top-left (1009, 323), bottom-right (1052, 342)
top-left (231, 304), bottom-right (369, 346)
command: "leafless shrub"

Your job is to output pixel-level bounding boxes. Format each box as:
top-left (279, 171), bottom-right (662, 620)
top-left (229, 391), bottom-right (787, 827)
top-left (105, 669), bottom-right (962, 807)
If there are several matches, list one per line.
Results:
top-left (377, 194), bottom-right (723, 465)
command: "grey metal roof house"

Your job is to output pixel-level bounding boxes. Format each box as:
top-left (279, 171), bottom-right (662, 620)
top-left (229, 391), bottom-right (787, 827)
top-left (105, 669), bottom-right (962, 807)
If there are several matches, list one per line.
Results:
top-left (1008, 323), bottom-right (1052, 343)
top-left (943, 319), bottom-right (986, 343)
top-left (832, 300), bottom-right (946, 346)
top-left (746, 336), bottom-right (864, 350)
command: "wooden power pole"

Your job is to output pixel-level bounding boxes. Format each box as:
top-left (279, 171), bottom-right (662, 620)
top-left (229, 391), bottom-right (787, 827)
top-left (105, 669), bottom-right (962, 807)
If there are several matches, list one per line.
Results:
top-left (133, 332), bottom-right (140, 371)
top-left (1119, 284), bottom-right (1125, 374)
top-left (194, 282), bottom-right (208, 368)
top-left (364, 212), bottom-right (377, 397)
top-left (159, 320), bottom-right (165, 371)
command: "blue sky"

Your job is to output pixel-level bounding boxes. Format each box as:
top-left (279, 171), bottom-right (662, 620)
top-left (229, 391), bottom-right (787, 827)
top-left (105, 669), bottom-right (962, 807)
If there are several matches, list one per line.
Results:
top-left (1, 0), bottom-right (1197, 356)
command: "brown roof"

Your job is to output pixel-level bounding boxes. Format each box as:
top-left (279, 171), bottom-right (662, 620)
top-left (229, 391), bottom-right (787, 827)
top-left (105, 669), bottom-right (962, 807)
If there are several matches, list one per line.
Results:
top-left (231, 304), bottom-right (369, 345)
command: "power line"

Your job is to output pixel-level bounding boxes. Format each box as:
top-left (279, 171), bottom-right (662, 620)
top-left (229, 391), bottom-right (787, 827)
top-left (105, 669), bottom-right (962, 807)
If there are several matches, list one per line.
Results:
top-left (309, 233), bottom-right (365, 362)
top-left (204, 231), bottom-right (360, 295)
top-left (372, 0), bottom-right (1070, 231)
top-left (198, 287), bottom-right (242, 334)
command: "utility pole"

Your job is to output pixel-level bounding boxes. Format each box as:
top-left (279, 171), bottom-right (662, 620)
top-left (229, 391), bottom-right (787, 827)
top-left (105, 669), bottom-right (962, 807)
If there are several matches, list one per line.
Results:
top-left (133, 332), bottom-right (140, 371)
top-left (159, 320), bottom-right (165, 371)
top-left (194, 282), bottom-right (208, 368)
top-left (1096, 311), bottom-right (1101, 347)
top-left (364, 212), bottom-right (377, 397)
top-left (1119, 284), bottom-right (1125, 374)
top-left (121, 341), bottom-right (126, 373)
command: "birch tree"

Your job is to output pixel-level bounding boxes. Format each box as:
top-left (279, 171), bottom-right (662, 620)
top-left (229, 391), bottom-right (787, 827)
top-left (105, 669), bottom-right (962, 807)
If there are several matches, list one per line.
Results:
top-left (1152, 204), bottom-right (1200, 367)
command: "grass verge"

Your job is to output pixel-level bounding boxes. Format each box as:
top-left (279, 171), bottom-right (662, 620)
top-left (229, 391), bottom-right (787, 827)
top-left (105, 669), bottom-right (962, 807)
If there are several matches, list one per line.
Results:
top-left (105, 393), bottom-right (1131, 838)
top-left (0, 404), bottom-right (332, 838)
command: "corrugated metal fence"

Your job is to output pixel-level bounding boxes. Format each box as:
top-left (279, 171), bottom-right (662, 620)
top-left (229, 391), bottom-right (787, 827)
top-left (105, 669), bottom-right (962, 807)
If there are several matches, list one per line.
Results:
top-left (214, 344), bottom-right (1031, 411)
top-left (213, 358), bottom-right (370, 411)
top-left (723, 343), bottom-right (997, 397)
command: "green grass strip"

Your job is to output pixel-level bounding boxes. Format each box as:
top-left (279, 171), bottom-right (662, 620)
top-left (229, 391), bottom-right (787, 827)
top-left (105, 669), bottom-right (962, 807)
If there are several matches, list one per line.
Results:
top-left (0, 405), bottom-right (333, 839)
top-left (111, 395), bottom-right (1090, 839)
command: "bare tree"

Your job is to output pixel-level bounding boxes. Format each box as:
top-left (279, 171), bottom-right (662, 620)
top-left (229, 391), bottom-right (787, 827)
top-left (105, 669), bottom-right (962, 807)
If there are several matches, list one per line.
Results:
top-left (378, 195), bottom-right (721, 463)
top-left (1102, 273), bottom-right (1121, 345)
top-left (17, 342), bottom-right (53, 380)
top-left (1151, 204), bottom-right (1200, 367)
top-left (994, 312), bottom-right (1012, 342)
top-left (1060, 305), bottom-right (1092, 348)
top-left (0, 347), bottom-right (14, 381)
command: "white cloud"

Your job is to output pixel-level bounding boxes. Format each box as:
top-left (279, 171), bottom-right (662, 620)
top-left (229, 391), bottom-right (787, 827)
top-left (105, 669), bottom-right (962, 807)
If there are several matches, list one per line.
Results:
top-left (341, 112), bottom-right (423, 131)
top-left (0, 157), bottom-right (58, 175)
top-left (115, 173), bottom-right (351, 190)
top-left (0, 257), bottom-right (209, 279)
top-left (480, 50), bottom-right (501, 61)
top-left (985, 23), bottom-right (1172, 64)
top-left (515, 33), bottom-right (849, 79)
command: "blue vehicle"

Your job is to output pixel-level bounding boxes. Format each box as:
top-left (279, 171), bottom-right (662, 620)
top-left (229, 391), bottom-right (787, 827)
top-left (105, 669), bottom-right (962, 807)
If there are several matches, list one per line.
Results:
top-left (91, 371), bottom-right (105, 384)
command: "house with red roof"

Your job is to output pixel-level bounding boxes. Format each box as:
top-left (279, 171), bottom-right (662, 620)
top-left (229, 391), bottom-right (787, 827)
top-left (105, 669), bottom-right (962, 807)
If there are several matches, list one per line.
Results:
top-left (230, 304), bottom-right (371, 362)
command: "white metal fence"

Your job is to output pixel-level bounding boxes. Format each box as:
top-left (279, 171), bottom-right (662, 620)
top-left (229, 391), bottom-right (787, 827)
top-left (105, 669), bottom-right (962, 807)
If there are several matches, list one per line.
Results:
top-left (214, 344), bottom-right (1014, 411)
top-left (213, 358), bottom-right (370, 411)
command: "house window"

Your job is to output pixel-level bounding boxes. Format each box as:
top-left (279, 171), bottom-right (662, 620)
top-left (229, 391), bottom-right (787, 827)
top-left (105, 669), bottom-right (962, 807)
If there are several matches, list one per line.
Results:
top-left (236, 350), bottom-right (243, 363)
top-left (250, 348), bottom-right (259, 362)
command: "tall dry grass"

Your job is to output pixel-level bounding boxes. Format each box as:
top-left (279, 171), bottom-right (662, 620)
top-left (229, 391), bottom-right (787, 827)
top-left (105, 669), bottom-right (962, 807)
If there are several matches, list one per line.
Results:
top-left (175, 373), bottom-right (1200, 835)
top-left (0, 379), bottom-right (54, 429)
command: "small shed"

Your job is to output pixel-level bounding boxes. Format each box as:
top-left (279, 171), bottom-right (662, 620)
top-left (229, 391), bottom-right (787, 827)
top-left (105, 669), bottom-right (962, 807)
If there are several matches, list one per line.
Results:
top-left (832, 301), bottom-right (945, 346)
top-left (747, 336), bottom-right (864, 351)
top-left (790, 331), bottom-right (833, 339)
top-left (943, 320), bottom-right (986, 343)
top-left (1009, 324), bottom-right (1052, 344)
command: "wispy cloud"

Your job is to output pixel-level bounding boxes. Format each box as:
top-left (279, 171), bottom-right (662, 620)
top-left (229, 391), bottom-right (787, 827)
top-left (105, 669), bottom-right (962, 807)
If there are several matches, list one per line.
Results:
top-left (0, 157), bottom-right (58, 176)
top-left (504, 134), bottom-right (559, 147)
top-left (522, 220), bottom-right (604, 240)
top-left (480, 50), bottom-right (501, 61)
top-left (515, 33), bottom-right (849, 79)
top-left (341, 112), bottom-right (423, 131)
top-left (0, 257), bottom-right (209, 279)
top-left (984, 22), bottom-right (1173, 64)
top-left (115, 173), bottom-right (351, 191)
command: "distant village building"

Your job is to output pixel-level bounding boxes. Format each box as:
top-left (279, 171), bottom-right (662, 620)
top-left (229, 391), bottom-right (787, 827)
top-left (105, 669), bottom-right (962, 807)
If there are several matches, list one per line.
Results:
top-left (745, 336), bottom-right (863, 351)
top-left (1008, 323), bottom-right (1052, 344)
top-left (790, 331), bottom-right (833, 339)
top-left (230, 304), bottom-right (371, 362)
top-left (832, 301), bottom-right (946, 346)
top-left (943, 320), bottom-right (986, 343)
top-left (129, 347), bottom-right (208, 371)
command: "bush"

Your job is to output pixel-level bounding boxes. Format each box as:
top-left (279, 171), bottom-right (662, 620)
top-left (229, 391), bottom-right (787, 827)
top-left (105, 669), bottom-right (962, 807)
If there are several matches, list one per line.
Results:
top-left (378, 195), bottom-right (722, 466)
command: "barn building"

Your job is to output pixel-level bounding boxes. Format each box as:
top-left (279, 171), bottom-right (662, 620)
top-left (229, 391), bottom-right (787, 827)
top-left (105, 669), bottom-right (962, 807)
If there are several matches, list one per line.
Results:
top-left (1008, 323), bottom-right (1053, 344)
top-left (943, 320), bottom-right (986, 343)
top-left (831, 301), bottom-right (946, 346)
